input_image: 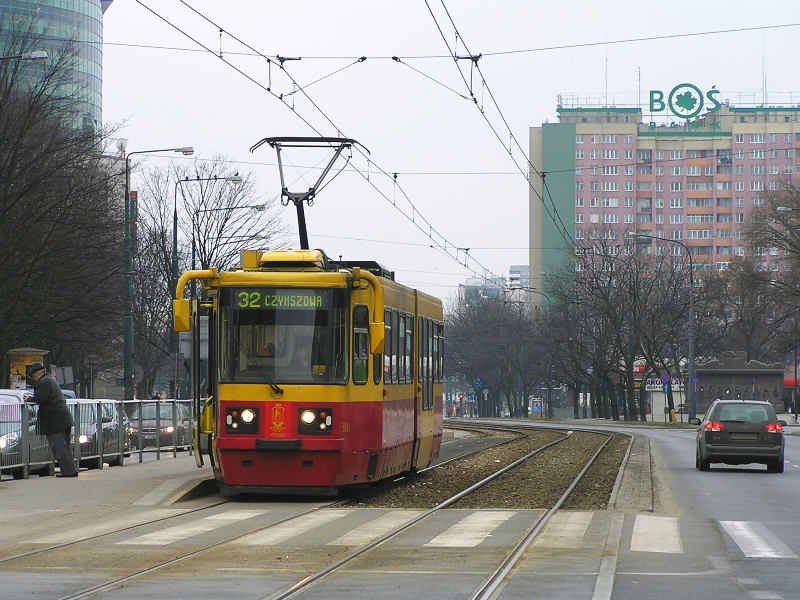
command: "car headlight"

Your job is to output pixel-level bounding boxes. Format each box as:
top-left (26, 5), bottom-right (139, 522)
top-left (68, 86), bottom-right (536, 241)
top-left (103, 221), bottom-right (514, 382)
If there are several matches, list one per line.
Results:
top-left (161, 426), bottom-right (175, 433)
top-left (79, 434), bottom-right (89, 444)
top-left (0, 432), bottom-right (19, 449)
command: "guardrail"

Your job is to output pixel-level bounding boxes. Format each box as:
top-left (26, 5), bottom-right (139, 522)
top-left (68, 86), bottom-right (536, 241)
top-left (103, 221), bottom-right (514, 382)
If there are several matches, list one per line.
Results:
top-left (1, 398), bottom-right (194, 480)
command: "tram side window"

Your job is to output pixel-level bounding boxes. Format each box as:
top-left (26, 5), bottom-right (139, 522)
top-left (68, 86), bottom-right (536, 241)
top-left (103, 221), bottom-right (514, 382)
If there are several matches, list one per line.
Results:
top-left (391, 310), bottom-right (399, 384)
top-left (405, 315), bottom-right (413, 382)
top-left (384, 308), bottom-right (392, 385)
top-left (353, 304), bottom-right (369, 385)
top-left (435, 322), bottom-right (444, 383)
top-left (398, 314), bottom-right (406, 384)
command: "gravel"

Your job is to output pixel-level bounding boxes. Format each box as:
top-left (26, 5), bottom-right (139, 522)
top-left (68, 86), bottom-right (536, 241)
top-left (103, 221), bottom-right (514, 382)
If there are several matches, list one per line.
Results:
top-left (347, 427), bottom-right (631, 511)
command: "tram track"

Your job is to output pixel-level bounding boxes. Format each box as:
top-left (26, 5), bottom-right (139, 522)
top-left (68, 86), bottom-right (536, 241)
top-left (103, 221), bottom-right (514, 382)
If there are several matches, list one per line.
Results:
top-left (0, 423), bottom-right (622, 600)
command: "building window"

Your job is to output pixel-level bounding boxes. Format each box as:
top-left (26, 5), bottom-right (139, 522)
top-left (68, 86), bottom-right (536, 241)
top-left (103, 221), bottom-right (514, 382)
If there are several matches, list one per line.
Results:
top-left (637, 181), bottom-right (652, 191)
top-left (625, 165), bottom-right (633, 175)
top-left (655, 166), bottom-right (664, 176)
top-left (624, 149), bottom-right (633, 159)
top-left (734, 181), bottom-right (744, 191)
top-left (576, 166), bottom-right (584, 175)
top-left (590, 213), bottom-right (599, 223)
top-left (602, 150), bottom-right (618, 159)
top-left (591, 181), bottom-right (599, 191)
top-left (736, 149), bottom-right (745, 159)
top-left (735, 134), bottom-right (744, 143)
top-left (590, 149), bottom-right (599, 159)
top-left (736, 197), bottom-right (744, 207)
top-left (686, 150), bottom-right (702, 158)
top-left (786, 133), bottom-right (793, 143)
top-left (670, 166), bottom-right (682, 176)
top-left (770, 164), bottom-right (779, 175)
top-left (655, 197), bottom-right (664, 208)
top-left (717, 246), bottom-right (732, 255)
top-left (602, 166), bottom-right (618, 175)
top-left (576, 181), bottom-right (584, 191)
top-left (786, 149), bottom-right (794, 159)
top-left (625, 213), bottom-right (634, 223)
top-left (751, 181), bottom-right (765, 191)
top-left (655, 214), bottom-right (664, 224)
top-left (686, 166), bottom-right (701, 176)
top-left (671, 150), bottom-right (683, 160)
top-left (751, 165), bottom-right (767, 175)
top-left (670, 197), bottom-right (683, 208)
top-left (705, 166), bottom-right (714, 176)
top-left (655, 182), bottom-right (664, 191)
top-left (637, 150), bottom-right (651, 161)
top-left (736, 164), bottom-right (744, 175)
top-left (590, 197), bottom-right (599, 207)
top-left (670, 230), bottom-right (683, 240)
top-left (625, 197), bottom-right (633, 207)
top-left (717, 197), bottom-right (732, 207)
top-left (625, 181), bottom-right (634, 191)
top-left (575, 214), bottom-right (584, 223)
top-left (576, 134), bottom-right (584, 143)
top-left (670, 214), bottom-right (683, 224)
top-left (602, 197), bottom-right (619, 207)
top-left (575, 229), bottom-right (583, 239)
top-left (637, 214), bottom-right (652, 223)
top-left (637, 165), bottom-right (651, 175)
top-left (736, 213), bottom-right (744, 223)
top-left (717, 213), bottom-right (732, 222)
top-left (575, 197), bottom-right (584, 207)
top-left (750, 149), bottom-right (766, 159)
top-left (590, 135), bottom-right (598, 143)
top-left (625, 134), bottom-right (633, 143)
top-left (771, 149), bottom-right (779, 159)
top-left (785, 165), bottom-right (794, 175)
top-left (602, 134), bottom-right (618, 143)
top-left (602, 213), bottom-right (619, 223)
top-left (670, 182), bottom-right (683, 191)
top-left (771, 133), bottom-right (779, 143)
top-left (591, 165), bottom-right (599, 175)
top-left (656, 150), bottom-right (664, 160)
top-left (576, 150), bottom-right (584, 159)
top-left (750, 134), bottom-right (765, 143)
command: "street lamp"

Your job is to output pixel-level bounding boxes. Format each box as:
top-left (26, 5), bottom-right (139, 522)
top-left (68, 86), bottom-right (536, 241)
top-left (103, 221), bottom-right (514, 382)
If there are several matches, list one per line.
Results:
top-left (627, 232), bottom-right (696, 421)
top-left (0, 50), bottom-right (48, 63)
top-left (119, 142), bottom-right (193, 399)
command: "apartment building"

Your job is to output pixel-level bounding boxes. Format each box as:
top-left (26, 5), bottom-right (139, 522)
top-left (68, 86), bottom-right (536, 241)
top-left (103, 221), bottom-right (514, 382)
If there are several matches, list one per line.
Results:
top-left (529, 99), bottom-right (800, 292)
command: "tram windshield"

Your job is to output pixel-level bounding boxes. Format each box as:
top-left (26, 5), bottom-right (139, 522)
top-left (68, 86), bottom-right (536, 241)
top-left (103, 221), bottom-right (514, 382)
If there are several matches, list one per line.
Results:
top-left (220, 287), bottom-right (349, 384)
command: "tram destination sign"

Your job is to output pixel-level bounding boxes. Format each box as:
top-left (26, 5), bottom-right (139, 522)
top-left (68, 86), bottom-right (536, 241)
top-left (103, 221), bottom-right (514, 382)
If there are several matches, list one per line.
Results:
top-left (234, 288), bottom-right (326, 310)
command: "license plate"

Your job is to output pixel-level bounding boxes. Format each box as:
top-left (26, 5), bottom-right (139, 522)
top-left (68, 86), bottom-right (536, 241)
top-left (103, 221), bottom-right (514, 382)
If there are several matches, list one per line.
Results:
top-left (730, 433), bottom-right (758, 441)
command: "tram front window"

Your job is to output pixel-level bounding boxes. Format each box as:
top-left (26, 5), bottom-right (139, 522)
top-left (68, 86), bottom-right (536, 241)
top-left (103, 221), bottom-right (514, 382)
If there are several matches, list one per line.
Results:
top-left (220, 288), bottom-right (349, 384)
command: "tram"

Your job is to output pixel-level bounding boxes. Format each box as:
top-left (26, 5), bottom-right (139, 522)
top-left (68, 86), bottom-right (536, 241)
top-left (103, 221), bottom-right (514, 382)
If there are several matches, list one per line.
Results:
top-left (173, 248), bottom-right (444, 494)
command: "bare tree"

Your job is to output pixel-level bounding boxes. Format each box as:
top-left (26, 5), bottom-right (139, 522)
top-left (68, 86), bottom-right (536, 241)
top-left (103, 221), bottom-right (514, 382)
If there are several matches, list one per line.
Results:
top-left (0, 22), bottom-right (123, 382)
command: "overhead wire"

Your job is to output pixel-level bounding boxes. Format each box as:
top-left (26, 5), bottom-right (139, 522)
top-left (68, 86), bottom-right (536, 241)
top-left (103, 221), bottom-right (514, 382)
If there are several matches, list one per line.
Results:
top-left (173, 0), bottom-right (507, 286)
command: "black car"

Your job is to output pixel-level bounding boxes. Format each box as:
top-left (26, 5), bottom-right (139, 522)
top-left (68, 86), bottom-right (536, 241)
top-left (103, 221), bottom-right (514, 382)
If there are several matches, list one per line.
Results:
top-left (128, 401), bottom-right (192, 450)
top-left (691, 400), bottom-right (786, 473)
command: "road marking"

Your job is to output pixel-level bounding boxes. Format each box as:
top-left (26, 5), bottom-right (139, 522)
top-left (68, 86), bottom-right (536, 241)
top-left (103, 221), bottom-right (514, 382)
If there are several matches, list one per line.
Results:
top-left (237, 510), bottom-right (354, 546)
top-left (720, 521), bottom-right (797, 558)
top-left (118, 510), bottom-right (265, 546)
top-left (327, 510), bottom-right (424, 546)
top-left (630, 514), bottom-right (683, 553)
top-left (132, 478), bottom-right (192, 506)
top-left (534, 511), bottom-right (594, 548)
top-left (748, 592), bottom-right (783, 599)
top-left (25, 509), bottom-right (186, 544)
top-left (592, 512), bottom-right (624, 600)
top-left (424, 511), bottom-right (516, 548)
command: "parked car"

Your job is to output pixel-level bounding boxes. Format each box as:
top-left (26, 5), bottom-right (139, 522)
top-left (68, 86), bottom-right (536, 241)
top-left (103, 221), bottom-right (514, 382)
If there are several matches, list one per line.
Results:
top-left (691, 400), bottom-right (786, 473)
top-left (128, 401), bottom-right (192, 450)
top-left (69, 400), bottom-right (128, 469)
top-left (0, 389), bottom-right (54, 478)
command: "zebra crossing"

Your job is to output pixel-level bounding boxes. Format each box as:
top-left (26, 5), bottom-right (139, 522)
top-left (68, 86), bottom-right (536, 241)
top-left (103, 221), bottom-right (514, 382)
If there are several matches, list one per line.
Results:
top-left (16, 507), bottom-right (800, 560)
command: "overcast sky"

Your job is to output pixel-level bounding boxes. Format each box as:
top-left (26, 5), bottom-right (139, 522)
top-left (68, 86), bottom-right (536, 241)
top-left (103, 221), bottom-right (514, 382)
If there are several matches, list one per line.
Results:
top-left (102, 0), bottom-right (800, 300)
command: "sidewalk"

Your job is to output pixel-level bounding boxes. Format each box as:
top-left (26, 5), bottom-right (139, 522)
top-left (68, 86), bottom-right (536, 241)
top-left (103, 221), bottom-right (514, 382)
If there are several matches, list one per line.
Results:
top-left (0, 455), bottom-right (213, 522)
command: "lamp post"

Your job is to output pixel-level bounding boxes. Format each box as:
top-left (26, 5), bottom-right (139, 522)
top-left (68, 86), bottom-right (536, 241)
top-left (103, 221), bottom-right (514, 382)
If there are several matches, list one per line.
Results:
top-left (120, 143), bottom-right (193, 399)
top-left (171, 174), bottom-right (244, 352)
top-left (628, 232), bottom-right (696, 421)
top-left (0, 50), bottom-right (48, 63)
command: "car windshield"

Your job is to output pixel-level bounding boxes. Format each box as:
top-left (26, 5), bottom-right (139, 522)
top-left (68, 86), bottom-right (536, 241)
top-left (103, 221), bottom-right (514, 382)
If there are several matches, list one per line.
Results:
top-left (717, 404), bottom-right (772, 423)
top-left (132, 404), bottom-right (182, 420)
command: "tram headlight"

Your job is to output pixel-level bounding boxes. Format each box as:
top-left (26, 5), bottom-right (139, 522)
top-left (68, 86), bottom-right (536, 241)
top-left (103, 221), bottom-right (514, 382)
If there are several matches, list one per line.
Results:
top-left (225, 406), bottom-right (259, 434)
top-left (298, 407), bottom-right (333, 435)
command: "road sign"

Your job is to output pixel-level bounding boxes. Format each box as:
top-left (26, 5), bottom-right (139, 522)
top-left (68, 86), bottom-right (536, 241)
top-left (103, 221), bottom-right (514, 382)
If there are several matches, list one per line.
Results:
top-left (663, 383), bottom-right (671, 394)
top-left (660, 372), bottom-right (671, 384)
top-left (691, 376), bottom-right (700, 382)
top-left (482, 389), bottom-right (489, 396)
top-left (84, 354), bottom-right (101, 369)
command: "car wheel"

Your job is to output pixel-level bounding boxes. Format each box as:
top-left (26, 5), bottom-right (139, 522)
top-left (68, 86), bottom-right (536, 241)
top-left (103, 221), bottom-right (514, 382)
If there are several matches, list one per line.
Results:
top-left (107, 454), bottom-right (124, 467)
top-left (767, 459), bottom-right (784, 473)
top-left (697, 448), bottom-right (710, 471)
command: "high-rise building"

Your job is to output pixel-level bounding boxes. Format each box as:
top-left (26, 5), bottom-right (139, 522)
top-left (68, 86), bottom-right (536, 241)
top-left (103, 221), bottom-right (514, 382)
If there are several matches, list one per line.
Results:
top-left (529, 96), bottom-right (800, 291)
top-left (0, 0), bottom-right (112, 129)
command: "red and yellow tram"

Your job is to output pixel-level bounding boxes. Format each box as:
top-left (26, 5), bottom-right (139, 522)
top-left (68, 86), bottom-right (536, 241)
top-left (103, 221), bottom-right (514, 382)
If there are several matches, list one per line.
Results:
top-left (173, 248), bottom-right (443, 494)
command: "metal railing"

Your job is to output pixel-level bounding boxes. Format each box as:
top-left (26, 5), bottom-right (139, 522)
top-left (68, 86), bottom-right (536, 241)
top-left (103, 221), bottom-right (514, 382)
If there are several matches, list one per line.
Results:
top-left (123, 399), bottom-right (194, 463)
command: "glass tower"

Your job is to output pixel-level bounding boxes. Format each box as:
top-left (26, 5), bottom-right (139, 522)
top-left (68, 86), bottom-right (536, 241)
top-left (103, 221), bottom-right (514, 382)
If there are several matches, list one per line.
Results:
top-left (0, 0), bottom-right (110, 129)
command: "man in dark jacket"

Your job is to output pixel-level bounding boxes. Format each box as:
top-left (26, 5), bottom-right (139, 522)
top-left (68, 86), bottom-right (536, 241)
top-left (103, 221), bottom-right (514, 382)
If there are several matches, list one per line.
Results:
top-left (26, 362), bottom-right (78, 477)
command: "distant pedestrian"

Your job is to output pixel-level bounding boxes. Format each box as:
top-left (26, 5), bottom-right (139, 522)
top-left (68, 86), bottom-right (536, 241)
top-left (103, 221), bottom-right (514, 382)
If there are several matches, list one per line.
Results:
top-left (26, 362), bottom-right (78, 478)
